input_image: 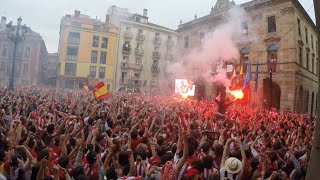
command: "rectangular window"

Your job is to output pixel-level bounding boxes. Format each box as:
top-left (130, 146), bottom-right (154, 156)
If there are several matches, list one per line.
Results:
top-left (24, 47), bottom-right (31, 59)
top-left (64, 63), bottom-right (77, 76)
top-left (311, 35), bottom-right (314, 49)
top-left (101, 38), bottom-right (108, 49)
top-left (89, 66), bottom-right (96, 78)
top-left (99, 67), bottom-right (105, 78)
top-left (297, 18), bottom-right (301, 36)
top-left (1, 45), bottom-right (7, 57)
top-left (312, 57), bottom-right (315, 73)
top-left (241, 22), bottom-right (248, 36)
top-left (184, 36), bottom-right (189, 48)
top-left (106, 84), bottom-right (110, 91)
top-left (268, 16), bottom-right (276, 33)
top-left (66, 46), bottom-right (78, 61)
top-left (91, 51), bottom-right (98, 63)
top-left (306, 52), bottom-right (309, 70)
top-left (100, 51), bottom-right (107, 64)
top-left (67, 32), bottom-right (80, 45)
top-left (299, 47), bottom-right (303, 65)
top-left (305, 28), bottom-right (308, 43)
top-left (121, 72), bottom-right (127, 79)
top-left (0, 62), bottom-right (5, 71)
top-left (92, 35), bottom-right (99, 47)
top-left (134, 73), bottom-right (140, 79)
top-left (23, 64), bottom-right (28, 75)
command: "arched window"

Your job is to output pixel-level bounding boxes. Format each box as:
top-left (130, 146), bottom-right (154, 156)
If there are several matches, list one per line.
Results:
top-left (240, 47), bottom-right (249, 73)
top-left (267, 44), bottom-right (278, 73)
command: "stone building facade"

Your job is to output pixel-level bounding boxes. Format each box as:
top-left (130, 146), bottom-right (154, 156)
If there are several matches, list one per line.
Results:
top-left (177, 0), bottom-right (318, 114)
top-left (0, 16), bottom-right (48, 87)
top-left (107, 6), bottom-right (179, 93)
top-left (39, 52), bottom-right (58, 86)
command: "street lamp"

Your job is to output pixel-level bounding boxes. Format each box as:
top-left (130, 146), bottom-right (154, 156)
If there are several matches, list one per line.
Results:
top-left (6, 16), bottom-right (28, 90)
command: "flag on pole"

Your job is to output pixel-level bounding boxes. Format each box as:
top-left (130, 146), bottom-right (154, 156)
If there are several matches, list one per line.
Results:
top-left (93, 82), bottom-right (109, 101)
top-left (242, 64), bottom-right (252, 90)
top-left (254, 64), bottom-right (259, 92)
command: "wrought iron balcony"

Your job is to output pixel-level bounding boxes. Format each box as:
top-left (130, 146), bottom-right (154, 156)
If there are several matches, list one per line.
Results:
top-left (120, 62), bottom-right (143, 71)
top-left (136, 34), bottom-right (145, 41)
top-left (124, 31), bottom-right (133, 39)
top-left (152, 51), bottom-right (161, 59)
top-left (135, 48), bottom-right (144, 57)
top-left (120, 78), bottom-right (142, 86)
top-left (153, 37), bottom-right (162, 45)
top-left (151, 64), bottom-right (160, 73)
top-left (122, 46), bottom-right (131, 54)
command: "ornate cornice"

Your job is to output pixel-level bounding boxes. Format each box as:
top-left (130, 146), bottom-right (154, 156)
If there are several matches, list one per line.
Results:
top-left (280, 7), bottom-right (294, 15)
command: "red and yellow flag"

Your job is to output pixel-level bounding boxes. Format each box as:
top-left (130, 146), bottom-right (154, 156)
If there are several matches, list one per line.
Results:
top-left (93, 82), bottom-right (109, 101)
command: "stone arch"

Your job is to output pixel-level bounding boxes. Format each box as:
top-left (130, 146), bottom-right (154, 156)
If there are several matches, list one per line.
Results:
top-left (267, 44), bottom-right (278, 73)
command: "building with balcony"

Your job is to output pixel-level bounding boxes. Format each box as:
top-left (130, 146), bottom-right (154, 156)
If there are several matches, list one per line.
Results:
top-left (107, 6), bottom-right (179, 93)
top-left (177, 0), bottom-right (319, 114)
top-left (0, 16), bottom-right (48, 87)
top-left (56, 10), bottom-right (118, 90)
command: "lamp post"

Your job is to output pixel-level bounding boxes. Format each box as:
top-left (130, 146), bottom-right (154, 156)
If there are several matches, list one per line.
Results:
top-left (6, 17), bottom-right (28, 90)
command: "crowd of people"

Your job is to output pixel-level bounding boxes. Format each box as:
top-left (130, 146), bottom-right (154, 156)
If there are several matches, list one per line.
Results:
top-left (0, 86), bottom-right (315, 180)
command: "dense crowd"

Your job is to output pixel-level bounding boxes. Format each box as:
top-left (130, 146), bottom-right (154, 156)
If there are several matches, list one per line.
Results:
top-left (0, 87), bottom-right (315, 180)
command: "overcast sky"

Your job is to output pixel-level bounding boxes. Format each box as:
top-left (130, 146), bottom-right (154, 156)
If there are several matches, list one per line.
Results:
top-left (1, 0), bottom-right (315, 53)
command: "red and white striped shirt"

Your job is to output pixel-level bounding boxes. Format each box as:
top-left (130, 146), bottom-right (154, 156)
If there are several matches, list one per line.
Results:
top-left (135, 161), bottom-right (152, 177)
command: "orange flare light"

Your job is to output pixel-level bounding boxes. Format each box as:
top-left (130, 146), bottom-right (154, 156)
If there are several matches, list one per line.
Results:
top-left (181, 93), bottom-right (188, 99)
top-left (228, 89), bottom-right (244, 100)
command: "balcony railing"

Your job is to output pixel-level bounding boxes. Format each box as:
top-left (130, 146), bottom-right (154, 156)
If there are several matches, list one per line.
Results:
top-left (135, 48), bottom-right (144, 56)
top-left (120, 78), bottom-right (142, 86)
top-left (136, 34), bottom-right (145, 41)
top-left (153, 37), bottom-right (162, 45)
top-left (150, 80), bottom-right (159, 86)
top-left (152, 51), bottom-right (161, 59)
top-left (124, 31), bottom-right (133, 39)
top-left (121, 62), bottom-right (143, 71)
top-left (122, 46), bottom-right (131, 54)
top-left (151, 65), bottom-right (160, 73)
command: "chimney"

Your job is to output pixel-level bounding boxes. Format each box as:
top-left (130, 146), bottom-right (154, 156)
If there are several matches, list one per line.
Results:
top-left (143, 9), bottom-right (148, 17)
top-left (1, 16), bottom-right (6, 25)
top-left (74, 10), bottom-right (81, 18)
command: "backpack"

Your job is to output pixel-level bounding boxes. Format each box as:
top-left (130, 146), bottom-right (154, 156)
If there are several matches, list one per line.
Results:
top-left (161, 161), bottom-right (175, 180)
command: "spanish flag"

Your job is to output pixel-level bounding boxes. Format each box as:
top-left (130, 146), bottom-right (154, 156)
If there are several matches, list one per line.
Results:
top-left (93, 82), bottom-right (109, 101)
